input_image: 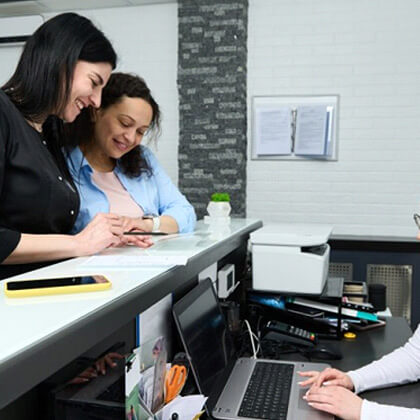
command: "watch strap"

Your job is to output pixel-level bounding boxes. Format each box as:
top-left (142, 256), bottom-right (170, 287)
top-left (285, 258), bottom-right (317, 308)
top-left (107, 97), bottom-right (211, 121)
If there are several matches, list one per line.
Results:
top-left (152, 216), bottom-right (161, 232)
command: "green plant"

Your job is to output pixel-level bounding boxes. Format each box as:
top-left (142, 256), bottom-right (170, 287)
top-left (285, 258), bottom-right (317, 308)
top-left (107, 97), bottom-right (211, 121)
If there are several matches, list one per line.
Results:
top-left (210, 192), bottom-right (230, 202)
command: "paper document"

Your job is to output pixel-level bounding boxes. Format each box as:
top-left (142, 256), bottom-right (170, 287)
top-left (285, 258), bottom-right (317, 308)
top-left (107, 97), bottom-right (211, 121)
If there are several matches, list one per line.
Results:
top-left (81, 255), bottom-right (188, 268)
top-left (294, 105), bottom-right (328, 155)
top-left (255, 106), bottom-right (292, 155)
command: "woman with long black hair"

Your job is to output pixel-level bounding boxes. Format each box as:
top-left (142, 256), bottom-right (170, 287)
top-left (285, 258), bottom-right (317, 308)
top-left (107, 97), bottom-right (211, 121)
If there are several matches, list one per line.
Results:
top-left (0, 13), bottom-right (125, 280)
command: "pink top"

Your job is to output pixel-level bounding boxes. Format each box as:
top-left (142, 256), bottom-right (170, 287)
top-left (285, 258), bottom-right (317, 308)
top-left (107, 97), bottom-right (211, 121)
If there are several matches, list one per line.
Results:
top-left (91, 170), bottom-right (144, 218)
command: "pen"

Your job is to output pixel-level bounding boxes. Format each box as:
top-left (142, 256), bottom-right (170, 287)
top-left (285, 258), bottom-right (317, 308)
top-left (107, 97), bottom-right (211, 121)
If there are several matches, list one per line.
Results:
top-left (123, 231), bottom-right (168, 236)
top-left (414, 214), bottom-right (420, 229)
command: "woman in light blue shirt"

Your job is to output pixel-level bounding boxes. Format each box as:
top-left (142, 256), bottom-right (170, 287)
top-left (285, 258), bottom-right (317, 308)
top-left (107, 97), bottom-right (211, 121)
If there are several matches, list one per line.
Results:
top-left (65, 72), bottom-right (196, 235)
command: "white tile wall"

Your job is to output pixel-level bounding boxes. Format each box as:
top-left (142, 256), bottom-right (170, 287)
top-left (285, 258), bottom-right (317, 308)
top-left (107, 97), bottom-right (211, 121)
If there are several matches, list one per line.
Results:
top-left (247, 0), bottom-right (420, 236)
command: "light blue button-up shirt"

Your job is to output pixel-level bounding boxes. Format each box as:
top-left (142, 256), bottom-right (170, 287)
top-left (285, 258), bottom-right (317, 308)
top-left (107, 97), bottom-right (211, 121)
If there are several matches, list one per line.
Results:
top-left (66, 146), bottom-right (196, 234)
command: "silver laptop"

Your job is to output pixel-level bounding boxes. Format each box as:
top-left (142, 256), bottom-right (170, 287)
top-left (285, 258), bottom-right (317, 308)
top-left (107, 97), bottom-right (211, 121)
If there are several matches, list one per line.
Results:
top-left (172, 278), bottom-right (333, 420)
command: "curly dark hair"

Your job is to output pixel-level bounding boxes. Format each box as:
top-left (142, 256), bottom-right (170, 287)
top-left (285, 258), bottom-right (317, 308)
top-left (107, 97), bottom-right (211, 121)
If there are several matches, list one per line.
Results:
top-left (65, 72), bottom-right (161, 178)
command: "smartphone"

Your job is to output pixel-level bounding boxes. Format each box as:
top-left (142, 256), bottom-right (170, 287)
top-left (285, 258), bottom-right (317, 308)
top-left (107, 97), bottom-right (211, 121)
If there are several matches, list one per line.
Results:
top-left (4, 275), bottom-right (111, 298)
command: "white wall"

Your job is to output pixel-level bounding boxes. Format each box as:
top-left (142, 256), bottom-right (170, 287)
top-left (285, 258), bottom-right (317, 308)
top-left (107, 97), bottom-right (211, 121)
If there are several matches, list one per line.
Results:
top-left (247, 0), bottom-right (420, 236)
top-left (0, 15), bottom-right (44, 85)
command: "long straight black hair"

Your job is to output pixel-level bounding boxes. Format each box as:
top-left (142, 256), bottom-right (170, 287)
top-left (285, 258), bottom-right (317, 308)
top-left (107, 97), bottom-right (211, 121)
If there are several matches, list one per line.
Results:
top-left (2, 13), bottom-right (117, 181)
top-left (2, 12), bottom-right (117, 124)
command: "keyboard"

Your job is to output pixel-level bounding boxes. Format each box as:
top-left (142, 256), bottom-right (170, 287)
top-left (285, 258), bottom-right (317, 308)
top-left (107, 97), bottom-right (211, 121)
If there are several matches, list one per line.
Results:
top-left (238, 362), bottom-right (294, 420)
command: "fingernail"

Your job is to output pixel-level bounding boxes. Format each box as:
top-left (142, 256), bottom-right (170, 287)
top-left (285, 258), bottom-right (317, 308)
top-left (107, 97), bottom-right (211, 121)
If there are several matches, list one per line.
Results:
top-left (302, 395), bottom-right (307, 400)
top-left (308, 403), bottom-right (314, 407)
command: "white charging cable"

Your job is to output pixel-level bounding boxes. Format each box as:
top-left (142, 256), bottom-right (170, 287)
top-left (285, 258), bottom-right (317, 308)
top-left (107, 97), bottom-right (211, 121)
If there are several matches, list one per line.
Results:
top-left (244, 319), bottom-right (260, 359)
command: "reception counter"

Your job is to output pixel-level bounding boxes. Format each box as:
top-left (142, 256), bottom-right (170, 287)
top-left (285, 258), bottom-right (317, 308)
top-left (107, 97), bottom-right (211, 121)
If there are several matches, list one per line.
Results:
top-left (0, 218), bottom-right (262, 412)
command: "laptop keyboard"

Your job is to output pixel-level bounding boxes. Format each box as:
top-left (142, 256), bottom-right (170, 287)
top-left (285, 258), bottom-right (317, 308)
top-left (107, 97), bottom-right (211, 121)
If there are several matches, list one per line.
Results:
top-left (238, 362), bottom-right (294, 420)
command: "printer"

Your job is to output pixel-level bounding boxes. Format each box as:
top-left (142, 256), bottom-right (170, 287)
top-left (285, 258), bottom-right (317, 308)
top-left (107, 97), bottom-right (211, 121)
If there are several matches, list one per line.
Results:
top-left (250, 224), bottom-right (333, 294)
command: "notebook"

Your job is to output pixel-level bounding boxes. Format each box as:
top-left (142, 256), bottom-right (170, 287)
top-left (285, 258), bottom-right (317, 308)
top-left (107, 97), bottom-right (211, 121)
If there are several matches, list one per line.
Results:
top-left (172, 279), bottom-right (333, 420)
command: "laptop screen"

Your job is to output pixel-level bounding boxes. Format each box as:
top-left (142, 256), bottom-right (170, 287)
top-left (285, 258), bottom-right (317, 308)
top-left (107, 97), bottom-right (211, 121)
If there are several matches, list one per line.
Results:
top-left (173, 279), bottom-right (236, 396)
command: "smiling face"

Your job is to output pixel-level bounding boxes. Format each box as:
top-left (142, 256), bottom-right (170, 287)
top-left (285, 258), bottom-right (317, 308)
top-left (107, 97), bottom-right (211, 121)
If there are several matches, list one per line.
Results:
top-left (60, 60), bottom-right (112, 123)
top-left (91, 95), bottom-right (153, 166)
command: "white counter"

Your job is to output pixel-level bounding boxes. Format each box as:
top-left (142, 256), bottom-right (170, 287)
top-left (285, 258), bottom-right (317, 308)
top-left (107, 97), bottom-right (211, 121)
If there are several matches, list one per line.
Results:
top-left (0, 218), bottom-right (262, 409)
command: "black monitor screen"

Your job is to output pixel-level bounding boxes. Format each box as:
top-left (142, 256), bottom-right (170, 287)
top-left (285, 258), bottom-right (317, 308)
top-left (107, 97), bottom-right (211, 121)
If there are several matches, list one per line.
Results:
top-left (173, 279), bottom-right (236, 395)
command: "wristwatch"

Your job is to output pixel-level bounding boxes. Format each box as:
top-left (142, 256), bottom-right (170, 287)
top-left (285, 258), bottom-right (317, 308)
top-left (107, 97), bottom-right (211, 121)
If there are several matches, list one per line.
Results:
top-left (143, 215), bottom-right (160, 232)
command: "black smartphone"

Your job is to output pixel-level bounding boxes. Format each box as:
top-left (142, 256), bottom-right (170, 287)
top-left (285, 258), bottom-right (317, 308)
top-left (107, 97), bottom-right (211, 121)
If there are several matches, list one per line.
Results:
top-left (4, 275), bottom-right (111, 297)
top-left (123, 231), bottom-right (168, 236)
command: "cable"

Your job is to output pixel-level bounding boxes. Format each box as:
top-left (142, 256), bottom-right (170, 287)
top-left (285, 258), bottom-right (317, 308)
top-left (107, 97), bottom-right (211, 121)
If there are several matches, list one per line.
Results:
top-left (252, 331), bottom-right (260, 356)
top-left (244, 319), bottom-right (259, 359)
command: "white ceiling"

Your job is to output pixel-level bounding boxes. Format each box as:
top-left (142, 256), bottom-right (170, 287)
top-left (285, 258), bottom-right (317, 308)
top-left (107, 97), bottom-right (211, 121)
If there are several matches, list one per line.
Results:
top-left (0, 0), bottom-right (176, 17)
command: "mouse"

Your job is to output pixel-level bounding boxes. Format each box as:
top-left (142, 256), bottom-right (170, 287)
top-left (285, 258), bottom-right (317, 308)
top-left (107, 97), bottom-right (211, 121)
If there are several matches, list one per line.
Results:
top-left (306, 343), bottom-right (342, 360)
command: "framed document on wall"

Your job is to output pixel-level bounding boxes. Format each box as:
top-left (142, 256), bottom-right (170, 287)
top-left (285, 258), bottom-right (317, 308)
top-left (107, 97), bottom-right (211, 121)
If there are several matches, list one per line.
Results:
top-left (252, 94), bottom-right (339, 161)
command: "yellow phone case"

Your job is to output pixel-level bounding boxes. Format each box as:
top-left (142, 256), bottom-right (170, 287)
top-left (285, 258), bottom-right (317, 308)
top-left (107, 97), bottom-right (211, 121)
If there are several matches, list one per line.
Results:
top-left (4, 275), bottom-right (112, 298)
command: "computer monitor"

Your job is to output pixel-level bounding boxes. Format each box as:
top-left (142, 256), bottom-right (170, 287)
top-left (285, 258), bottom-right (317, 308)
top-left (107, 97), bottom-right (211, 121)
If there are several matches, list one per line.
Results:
top-left (172, 279), bottom-right (236, 395)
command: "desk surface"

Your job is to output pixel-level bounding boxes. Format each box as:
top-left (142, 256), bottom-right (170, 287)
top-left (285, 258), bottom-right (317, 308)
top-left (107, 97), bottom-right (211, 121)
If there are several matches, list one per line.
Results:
top-left (0, 218), bottom-right (262, 409)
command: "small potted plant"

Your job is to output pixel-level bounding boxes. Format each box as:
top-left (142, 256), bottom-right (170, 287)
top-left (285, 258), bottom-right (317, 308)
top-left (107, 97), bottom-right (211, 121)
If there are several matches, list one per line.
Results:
top-left (207, 192), bottom-right (231, 218)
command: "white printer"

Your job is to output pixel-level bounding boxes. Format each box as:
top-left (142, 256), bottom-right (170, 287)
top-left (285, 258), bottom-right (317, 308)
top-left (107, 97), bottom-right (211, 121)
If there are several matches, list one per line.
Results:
top-left (250, 224), bottom-right (333, 294)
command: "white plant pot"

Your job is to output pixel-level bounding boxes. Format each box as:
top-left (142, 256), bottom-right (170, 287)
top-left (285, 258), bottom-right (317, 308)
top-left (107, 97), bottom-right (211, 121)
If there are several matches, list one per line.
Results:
top-left (207, 201), bottom-right (231, 218)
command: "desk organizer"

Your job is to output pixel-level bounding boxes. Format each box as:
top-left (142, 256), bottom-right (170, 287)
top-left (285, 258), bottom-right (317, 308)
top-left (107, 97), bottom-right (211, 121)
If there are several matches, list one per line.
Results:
top-left (247, 277), bottom-right (344, 340)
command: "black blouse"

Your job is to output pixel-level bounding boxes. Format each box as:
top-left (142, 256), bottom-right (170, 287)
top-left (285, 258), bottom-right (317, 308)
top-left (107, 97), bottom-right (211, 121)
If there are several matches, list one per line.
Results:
top-left (0, 90), bottom-right (80, 280)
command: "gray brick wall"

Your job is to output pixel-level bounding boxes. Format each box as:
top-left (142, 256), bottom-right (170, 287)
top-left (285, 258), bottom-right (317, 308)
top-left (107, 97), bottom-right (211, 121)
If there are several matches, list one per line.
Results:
top-left (178, 0), bottom-right (248, 219)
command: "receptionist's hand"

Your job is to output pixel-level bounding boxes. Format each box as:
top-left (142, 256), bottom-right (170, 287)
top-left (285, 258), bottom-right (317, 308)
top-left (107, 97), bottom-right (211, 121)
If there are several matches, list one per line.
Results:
top-left (298, 367), bottom-right (354, 390)
top-left (304, 385), bottom-right (362, 420)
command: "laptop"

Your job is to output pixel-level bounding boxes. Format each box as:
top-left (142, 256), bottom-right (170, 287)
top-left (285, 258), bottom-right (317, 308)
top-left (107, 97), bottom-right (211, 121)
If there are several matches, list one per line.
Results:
top-left (172, 279), bottom-right (333, 420)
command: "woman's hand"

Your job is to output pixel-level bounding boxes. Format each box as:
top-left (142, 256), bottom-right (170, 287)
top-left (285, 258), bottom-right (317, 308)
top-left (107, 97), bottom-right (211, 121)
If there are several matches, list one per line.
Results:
top-left (67, 352), bottom-right (124, 384)
top-left (119, 216), bottom-right (154, 249)
top-left (298, 367), bottom-right (354, 390)
top-left (121, 216), bottom-right (153, 233)
top-left (67, 366), bottom-right (98, 384)
top-left (74, 213), bottom-right (124, 255)
top-left (94, 352), bottom-right (124, 375)
top-left (304, 385), bottom-right (362, 420)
